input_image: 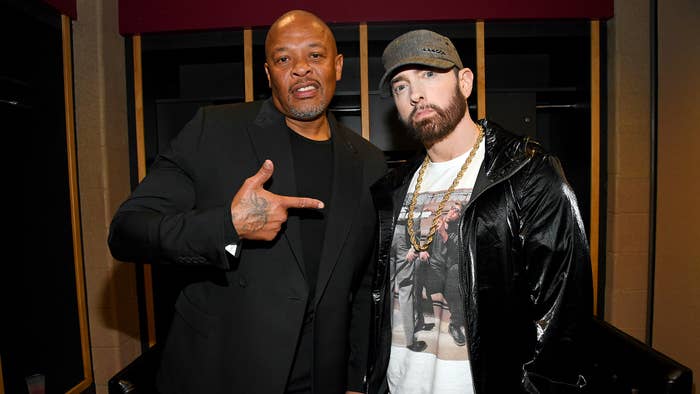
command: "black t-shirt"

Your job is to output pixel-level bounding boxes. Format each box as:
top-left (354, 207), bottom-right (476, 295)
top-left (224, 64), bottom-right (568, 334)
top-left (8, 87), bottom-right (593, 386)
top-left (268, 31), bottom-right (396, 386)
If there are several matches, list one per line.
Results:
top-left (286, 128), bottom-right (333, 392)
top-left (288, 128), bottom-right (333, 299)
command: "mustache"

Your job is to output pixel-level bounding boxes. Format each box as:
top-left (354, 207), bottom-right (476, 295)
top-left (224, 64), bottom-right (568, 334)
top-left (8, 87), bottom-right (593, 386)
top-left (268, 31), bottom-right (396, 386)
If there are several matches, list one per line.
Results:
top-left (410, 104), bottom-right (441, 120)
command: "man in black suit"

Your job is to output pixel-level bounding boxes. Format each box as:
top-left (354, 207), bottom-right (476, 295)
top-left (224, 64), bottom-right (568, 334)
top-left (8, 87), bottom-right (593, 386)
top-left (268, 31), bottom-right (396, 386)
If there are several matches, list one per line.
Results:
top-left (108, 10), bottom-right (386, 394)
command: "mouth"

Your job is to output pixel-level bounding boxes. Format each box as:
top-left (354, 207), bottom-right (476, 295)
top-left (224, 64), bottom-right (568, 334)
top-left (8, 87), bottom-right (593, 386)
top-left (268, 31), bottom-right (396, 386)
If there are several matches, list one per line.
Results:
top-left (412, 106), bottom-right (437, 121)
top-left (290, 81), bottom-right (321, 98)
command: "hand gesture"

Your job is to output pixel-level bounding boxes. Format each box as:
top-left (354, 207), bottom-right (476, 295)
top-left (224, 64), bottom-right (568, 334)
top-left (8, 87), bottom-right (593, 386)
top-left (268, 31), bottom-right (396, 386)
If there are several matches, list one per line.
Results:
top-left (406, 248), bottom-right (417, 262)
top-left (231, 160), bottom-right (324, 241)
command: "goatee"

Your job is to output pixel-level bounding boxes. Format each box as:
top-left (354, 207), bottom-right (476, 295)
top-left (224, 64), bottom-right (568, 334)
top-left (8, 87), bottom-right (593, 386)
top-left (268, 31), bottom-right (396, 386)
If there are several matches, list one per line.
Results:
top-left (288, 99), bottom-right (327, 120)
top-left (402, 86), bottom-right (467, 148)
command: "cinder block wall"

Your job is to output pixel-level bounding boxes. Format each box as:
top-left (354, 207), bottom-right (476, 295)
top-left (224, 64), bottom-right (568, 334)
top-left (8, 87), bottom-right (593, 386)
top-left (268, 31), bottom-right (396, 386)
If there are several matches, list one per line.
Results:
top-left (605, 0), bottom-right (651, 341)
top-left (654, 0), bottom-right (699, 384)
top-left (606, 0), bottom-right (699, 385)
top-left (72, 0), bottom-right (140, 392)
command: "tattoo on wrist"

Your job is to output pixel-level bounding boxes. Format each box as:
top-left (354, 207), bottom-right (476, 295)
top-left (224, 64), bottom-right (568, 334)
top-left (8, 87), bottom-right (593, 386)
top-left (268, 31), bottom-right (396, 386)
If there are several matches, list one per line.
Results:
top-left (234, 194), bottom-right (269, 232)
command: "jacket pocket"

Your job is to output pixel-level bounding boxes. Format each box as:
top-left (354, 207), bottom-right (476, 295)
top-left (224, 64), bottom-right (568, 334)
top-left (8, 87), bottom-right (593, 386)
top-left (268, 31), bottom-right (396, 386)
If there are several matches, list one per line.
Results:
top-left (174, 293), bottom-right (219, 338)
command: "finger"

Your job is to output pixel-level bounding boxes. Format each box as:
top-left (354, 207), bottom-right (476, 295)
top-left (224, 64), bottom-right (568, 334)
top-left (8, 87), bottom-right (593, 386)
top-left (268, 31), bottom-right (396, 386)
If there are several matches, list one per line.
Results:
top-left (279, 195), bottom-right (324, 210)
top-left (247, 160), bottom-right (274, 188)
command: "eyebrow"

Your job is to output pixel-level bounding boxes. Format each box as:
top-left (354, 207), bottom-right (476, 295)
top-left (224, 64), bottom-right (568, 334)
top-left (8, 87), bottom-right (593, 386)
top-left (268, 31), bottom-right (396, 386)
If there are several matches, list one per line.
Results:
top-left (390, 75), bottom-right (408, 85)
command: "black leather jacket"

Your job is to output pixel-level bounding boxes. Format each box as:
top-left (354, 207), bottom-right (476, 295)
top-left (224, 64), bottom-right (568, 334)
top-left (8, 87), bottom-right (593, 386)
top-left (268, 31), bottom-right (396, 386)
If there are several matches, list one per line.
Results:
top-left (367, 120), bottom-right (592, 393)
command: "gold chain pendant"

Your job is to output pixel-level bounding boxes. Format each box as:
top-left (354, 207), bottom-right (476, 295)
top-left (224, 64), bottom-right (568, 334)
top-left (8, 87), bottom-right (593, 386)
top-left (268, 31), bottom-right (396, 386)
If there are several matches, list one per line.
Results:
top-left (406, 124), bottom-right (484, 252)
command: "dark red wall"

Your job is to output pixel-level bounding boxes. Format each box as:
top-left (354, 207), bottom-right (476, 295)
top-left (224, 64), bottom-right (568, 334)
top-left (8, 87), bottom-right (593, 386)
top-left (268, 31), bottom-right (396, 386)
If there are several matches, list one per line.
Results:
top-left (119, 0), bottom-right (613, 35)
top-left (43, 0), bottom-right (76, 19)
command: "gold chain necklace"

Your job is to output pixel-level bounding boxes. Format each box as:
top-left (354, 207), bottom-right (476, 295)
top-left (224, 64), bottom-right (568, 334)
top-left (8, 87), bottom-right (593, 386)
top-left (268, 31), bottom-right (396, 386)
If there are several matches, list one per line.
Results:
top-left (406, 124), bottom-right (484, 252)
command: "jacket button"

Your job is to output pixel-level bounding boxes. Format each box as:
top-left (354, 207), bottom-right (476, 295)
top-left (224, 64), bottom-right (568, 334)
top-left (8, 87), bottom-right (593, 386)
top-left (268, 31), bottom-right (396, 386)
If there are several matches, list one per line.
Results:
top-left (238, 277), bottom-right (248, 287)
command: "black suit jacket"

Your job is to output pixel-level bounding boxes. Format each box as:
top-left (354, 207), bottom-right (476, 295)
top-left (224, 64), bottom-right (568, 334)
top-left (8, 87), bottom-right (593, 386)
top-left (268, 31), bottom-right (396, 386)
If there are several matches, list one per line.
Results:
top-left (108, 100), bottom-right (387, 394)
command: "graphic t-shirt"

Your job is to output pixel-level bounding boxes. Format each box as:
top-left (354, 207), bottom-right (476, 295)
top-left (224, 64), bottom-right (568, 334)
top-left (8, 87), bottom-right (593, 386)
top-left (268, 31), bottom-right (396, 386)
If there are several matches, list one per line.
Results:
top-left (387, 142), bottom-right (484, 394)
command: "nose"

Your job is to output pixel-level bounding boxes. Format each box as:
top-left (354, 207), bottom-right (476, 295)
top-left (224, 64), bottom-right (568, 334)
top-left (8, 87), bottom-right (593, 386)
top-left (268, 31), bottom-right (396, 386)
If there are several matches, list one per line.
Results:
top-left (292, 59), bottom-right (311, 77)
top-left (409, 84), bottom-right (424, 106)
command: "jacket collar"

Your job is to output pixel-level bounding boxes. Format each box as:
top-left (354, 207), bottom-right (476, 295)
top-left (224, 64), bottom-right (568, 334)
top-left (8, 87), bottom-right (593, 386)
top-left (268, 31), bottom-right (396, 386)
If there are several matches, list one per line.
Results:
top-left (472, 119), bottom-right (538, 198)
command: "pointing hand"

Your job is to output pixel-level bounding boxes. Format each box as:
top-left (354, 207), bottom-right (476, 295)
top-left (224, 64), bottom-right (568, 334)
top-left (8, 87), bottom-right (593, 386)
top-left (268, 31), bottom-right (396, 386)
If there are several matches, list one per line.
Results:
top-left (230, 160), bottom-right (324, 241)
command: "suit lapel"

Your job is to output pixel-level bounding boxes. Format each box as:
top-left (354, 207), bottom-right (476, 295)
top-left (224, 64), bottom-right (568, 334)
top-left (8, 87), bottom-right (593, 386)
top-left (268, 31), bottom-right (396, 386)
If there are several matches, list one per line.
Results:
top-left (246, 100), bottom-right (306, 280)
top-left (314, 124), bottom-right (363, 306)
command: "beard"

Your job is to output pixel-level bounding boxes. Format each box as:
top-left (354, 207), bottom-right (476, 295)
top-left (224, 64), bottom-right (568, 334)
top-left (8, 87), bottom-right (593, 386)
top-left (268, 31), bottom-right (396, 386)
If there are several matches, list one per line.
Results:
top-left (286, 81), bottom-right (327, 120)
top-left (288, 99), bottom-right (327, 120)
top-left (401, 85), bottom-right (467, 147)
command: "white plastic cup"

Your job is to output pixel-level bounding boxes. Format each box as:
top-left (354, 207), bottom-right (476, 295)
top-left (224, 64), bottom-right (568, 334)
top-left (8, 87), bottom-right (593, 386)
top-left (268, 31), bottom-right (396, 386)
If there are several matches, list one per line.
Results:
top-left (25, 373), bottom-right (45, 394)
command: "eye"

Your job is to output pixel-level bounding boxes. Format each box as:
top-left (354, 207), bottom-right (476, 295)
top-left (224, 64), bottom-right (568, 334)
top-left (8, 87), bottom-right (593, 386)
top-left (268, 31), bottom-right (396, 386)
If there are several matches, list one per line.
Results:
top-left (392, 83), bottom-right (408, 95)
top-left (424, 70), bottom-right (435, 78)
top-left (309, 52), bottom-right (325, 62)
top-left (275, 55), bottom-right (289, 64)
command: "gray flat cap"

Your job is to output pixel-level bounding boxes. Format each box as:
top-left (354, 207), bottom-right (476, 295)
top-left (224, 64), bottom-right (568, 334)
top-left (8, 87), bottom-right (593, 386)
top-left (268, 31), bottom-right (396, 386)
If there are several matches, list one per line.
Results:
top-left (379, 29), bottom-right (463, 96)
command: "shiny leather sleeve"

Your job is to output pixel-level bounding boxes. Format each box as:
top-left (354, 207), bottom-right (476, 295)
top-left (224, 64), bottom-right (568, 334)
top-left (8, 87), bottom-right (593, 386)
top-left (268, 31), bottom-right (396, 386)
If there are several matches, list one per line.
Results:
top-left (347, 153), bottom-right (388, 393)
top-left (517, 153), bottom-right (593, 392)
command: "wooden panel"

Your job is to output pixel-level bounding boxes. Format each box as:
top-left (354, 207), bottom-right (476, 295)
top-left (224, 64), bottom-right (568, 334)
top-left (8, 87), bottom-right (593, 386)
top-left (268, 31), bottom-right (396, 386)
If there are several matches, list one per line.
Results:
top-left (359, 23), bottom-right (370, 140)
top-left (132, 34), bottom-right (157, 347)
top-left (244, 28), bottom-right (253, 102)
top-left (62, 14), bottom-right (93, 394)
top-left (476, 21), bottom-right (486, 119)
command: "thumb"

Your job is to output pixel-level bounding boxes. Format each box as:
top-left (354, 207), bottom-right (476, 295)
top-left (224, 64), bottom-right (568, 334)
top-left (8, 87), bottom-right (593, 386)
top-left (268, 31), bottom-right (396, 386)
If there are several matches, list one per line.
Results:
top-left (248, 159), bottom-right (274, 188)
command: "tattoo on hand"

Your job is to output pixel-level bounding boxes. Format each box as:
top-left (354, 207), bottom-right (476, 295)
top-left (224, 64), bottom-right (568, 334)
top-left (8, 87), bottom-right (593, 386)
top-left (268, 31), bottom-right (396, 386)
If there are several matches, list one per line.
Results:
top-left (235, 193), bottom-right (269, 232)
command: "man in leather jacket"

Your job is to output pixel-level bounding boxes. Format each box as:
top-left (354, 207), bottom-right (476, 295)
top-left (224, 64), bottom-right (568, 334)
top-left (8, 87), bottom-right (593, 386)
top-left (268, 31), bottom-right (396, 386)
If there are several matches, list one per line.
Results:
top-left (366, 29), bottom-right (592, 394)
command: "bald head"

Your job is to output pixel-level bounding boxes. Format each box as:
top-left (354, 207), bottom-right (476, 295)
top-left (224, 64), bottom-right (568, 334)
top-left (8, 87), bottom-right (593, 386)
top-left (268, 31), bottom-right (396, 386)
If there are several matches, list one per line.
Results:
top-left (265, 10), bottom-right (337, 58)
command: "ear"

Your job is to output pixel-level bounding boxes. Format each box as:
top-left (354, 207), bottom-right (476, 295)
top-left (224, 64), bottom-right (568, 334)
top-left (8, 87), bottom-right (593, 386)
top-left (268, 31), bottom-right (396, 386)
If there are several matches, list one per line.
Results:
top-left (457, 68), bottom-right (474, 99)
top-left (335, 54), bottom-right (344, 81)
top-left (264, 62), bottom-right (271, 88)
